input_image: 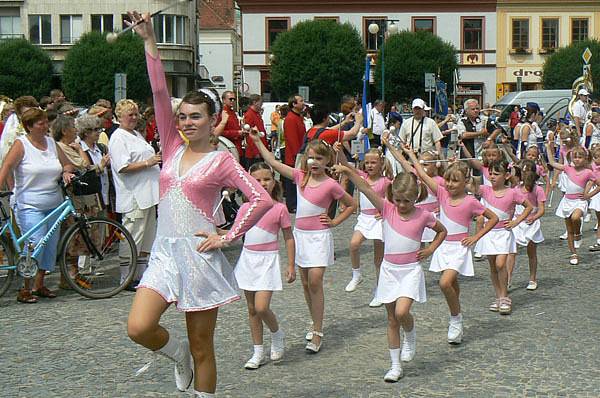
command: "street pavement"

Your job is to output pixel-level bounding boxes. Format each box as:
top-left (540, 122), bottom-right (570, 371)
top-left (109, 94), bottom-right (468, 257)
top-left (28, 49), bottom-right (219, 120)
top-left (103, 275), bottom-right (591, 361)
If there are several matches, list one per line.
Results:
top-left (2, 198), bottom-right (600, 397)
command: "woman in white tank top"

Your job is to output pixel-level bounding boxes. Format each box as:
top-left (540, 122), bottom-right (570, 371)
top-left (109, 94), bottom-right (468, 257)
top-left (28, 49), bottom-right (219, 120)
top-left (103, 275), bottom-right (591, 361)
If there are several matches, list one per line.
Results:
top-left (0, 108), bottom-right (76, 303)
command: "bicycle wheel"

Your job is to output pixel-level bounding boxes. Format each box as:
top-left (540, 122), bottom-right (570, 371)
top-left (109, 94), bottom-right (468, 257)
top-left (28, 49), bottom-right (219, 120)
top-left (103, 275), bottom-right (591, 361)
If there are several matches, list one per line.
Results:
top-left (0, 235), bottom-right (15, 297)
top-left (59, 216), bottom-right (138, 299)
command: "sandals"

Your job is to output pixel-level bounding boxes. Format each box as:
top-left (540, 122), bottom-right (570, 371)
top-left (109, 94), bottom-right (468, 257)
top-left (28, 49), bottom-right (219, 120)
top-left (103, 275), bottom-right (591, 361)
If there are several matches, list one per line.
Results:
top-left (569, 254), bottom-right (579, 266)
top-left (32, 286), bottom-right (57, 298)
top-left (589, 243), bottom-right (600, 252)
top-left (305, 331), bottom-right (323, 353)
top-left (17, 289), bottom-right (38, 304)
top-left (489, 299), bottom-right (499, 312)
top-left (499, 297), bottom-right (512, 315)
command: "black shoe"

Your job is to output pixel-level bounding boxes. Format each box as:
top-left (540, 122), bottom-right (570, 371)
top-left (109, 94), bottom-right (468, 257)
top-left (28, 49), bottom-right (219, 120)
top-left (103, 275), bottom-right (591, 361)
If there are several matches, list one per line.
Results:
top-left (124, 280), bottom-right (140, 292)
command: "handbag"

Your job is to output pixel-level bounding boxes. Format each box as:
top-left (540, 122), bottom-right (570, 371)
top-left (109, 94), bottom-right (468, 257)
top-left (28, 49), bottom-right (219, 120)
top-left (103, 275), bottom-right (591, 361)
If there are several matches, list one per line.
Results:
top-left (72, 168), bottom-right (101, 196)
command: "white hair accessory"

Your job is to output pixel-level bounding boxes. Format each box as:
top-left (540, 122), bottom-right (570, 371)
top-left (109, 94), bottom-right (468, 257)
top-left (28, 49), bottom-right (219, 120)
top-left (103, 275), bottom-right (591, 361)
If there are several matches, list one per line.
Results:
top-left (198, 88), bottom-right (221, 115)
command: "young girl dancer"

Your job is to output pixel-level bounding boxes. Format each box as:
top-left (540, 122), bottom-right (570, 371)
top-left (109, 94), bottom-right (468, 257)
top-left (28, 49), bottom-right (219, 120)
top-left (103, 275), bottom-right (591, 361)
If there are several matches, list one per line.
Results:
top-left (126, 13), bottom-right (271, 398)
top-left (333, 162), bottom-right (446, 382)
top-left (336, 145), bottom-right (391, 308)
top-left (588, 145), bottom-right (600, 251)
top-left (546, 142), bottom-right (600, 264)
top-left (234, 163), bottom-right (296, 369)
top-left (472, 159), bottom-right (533, 314)
top-left (398, 147), bottom-right (498, 343)
top-left (506, 160), bottom-right (546, 290)
top-left (250, 133), bottom-right (356, 353)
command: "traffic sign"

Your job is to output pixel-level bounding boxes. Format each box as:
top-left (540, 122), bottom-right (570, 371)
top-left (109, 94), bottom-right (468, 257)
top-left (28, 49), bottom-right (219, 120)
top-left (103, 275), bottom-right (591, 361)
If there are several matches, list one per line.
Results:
top-left (424, 73), bottom-right (435, 89)
top-left (583, 47), bottom-right (592, 64)
top-left (298, 86), bottom-right (309, 102)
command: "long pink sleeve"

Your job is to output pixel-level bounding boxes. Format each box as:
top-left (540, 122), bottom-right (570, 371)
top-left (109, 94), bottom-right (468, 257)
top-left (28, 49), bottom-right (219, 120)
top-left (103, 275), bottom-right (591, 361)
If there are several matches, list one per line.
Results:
top-left (145, 51), bottom-right (181, 161)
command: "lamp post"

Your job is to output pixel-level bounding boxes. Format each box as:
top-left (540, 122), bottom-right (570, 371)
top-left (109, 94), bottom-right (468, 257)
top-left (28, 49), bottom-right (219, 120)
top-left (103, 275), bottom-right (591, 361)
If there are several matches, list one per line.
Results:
top-left (368, 20), bottom-right (399, 103)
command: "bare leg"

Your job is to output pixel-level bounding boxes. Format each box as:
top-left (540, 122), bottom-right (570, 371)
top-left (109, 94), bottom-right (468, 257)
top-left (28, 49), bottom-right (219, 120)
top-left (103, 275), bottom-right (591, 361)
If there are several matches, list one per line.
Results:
top-left (299, 268), bottom-right (313, 321)
top-left (526, 242), bottom-right (538, 282)
top-left (186, 308), bottom-right (219, 393)
top-left (307, 267), bottom-right (326, 347)
top-left (565, 218), bottom-right (576, 254)
top-left (506, 253), bottom-right (516, 286)
top-left (127, 287), bottom-right (171, 350)
top-left (373, 240), bottom-right (384, 282)
top-left (254, 290), bottom-right (278, 332)
top-left (384, 302), bottom-right (400, 348)
top-left (488, 256), bottom-right (501, 298)
top-left (439, 269), bottom-right (460, 315)
top-left (243, 291), bottom-right (263, 345)
top-left (349, 231), bottom-right (365, 270)
top-left (395, 297), bottom-right (415, 332)
top-left (495, 254), bottom-right (509, 298)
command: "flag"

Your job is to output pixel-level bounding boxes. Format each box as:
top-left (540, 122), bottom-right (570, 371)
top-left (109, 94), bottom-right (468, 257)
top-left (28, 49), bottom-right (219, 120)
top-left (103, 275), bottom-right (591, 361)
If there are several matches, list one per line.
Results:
top-left (359, 56), bottom-right (371, 159)
top-left (435, 79), bottom-right (449, 116)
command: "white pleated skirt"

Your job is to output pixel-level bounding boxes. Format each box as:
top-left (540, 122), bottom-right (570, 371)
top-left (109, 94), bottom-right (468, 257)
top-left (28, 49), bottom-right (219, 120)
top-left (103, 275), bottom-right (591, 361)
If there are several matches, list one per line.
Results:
top-left (589, 189), bottom-right (600, 211)
top-left (293, 228), bottom-right (334, 268)
top-left (512, 218), bottom-right (544, 246)
top-left (477, 229), bottom-right (517, 255)
top-left (375, 260), bottom-right (426, 304)
top-left (354, 213), bottom-right (383, 241)
top-left (234, 248), bottom-right (282, 291)
top-left (429, 240), bottom-right (474, 276)
top-left (555, 197), bottom-right (588, 219)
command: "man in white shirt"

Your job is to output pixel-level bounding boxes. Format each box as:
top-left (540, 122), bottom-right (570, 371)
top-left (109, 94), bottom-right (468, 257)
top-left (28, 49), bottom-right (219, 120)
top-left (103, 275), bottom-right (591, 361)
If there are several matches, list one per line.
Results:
top-left (369, 99), bottom-right (386, 146)
top-left (572, 88), bottom-right (590, 136)
top-left (398, 98), bottom-right (443, 155)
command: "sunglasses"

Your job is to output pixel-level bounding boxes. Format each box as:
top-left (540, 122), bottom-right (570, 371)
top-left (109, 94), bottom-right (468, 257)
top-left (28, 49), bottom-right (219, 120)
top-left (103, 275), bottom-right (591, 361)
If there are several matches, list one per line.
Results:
top-left (227, 97), bottom-right (236, 101)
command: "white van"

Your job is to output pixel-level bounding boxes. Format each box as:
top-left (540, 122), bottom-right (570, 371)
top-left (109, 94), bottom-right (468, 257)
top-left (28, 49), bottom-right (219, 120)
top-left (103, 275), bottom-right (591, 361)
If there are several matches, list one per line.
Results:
top-left (493, 89), bottom-right (571, 129)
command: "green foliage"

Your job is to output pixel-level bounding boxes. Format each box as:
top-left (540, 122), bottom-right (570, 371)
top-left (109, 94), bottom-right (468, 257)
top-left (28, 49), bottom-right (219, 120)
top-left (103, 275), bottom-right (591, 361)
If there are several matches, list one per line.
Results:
top-left (542, 39), bottom-right (600, 91)
top-left (63, 32), bottom-right (151, 105)
top-left (270, 20), bottom-right (366, 107)
top-left (374, 30), bottom-right (458, 104)
top-left (0, 38), bottom-right (53, 99)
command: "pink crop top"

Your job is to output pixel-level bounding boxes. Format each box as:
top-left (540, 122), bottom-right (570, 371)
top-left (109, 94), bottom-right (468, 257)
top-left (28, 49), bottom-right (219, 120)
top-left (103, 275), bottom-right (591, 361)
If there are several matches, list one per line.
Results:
top-left (357, 171), bottom-right (391, 216)
top-left (241, 202), bottom-right (291, 251)
top-left (435, 186), bottom-right (485, 241)
top-left (293, 169), bottom-right (346, 231)
top-left (479, 185), bottom-right (525, 229)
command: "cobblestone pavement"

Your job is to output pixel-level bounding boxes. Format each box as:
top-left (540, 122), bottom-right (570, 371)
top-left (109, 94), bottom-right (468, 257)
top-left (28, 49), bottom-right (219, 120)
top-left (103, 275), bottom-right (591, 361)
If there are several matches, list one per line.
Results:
top-left (2, 200), bottom-right (600, 397)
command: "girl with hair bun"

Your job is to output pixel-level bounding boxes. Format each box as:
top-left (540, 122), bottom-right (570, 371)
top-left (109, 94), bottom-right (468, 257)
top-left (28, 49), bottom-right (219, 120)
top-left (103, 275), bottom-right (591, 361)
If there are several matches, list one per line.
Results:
top-left (333, 157), bottom-right (446, 383)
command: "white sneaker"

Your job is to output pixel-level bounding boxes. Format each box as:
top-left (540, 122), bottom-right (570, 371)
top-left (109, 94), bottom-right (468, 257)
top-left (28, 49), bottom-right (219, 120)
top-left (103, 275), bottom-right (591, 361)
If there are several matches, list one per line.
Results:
top-left (473, 252), bottom-right (483, 260)
top-left (174, 342), bottom-right (193, 391)
top-left (400, 327), bottom-right (416, 362)
top-left (369, 296), bottom-right (383, 307)
top-left (270, 330), bottom-right (285, 361)
top-left (526, 281), bottom-right (538, 290)
top-left (244, 354), bottom-right (266, 369)
top-left (345, 275), bottom-right (363, 292)
top-left (584, 213), bottom-right (591, 223)
top-left (383, 367), bottom-right (403, 382)
top-left (447, 314), bottom-right (463, 344)
top-left (560, 231), bottom-right (568, 240)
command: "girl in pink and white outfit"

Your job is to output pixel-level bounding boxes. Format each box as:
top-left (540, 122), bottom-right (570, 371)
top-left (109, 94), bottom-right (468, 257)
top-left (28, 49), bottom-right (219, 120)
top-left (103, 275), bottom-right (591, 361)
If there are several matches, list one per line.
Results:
top-left (334, 160), bottom-right (446, 383)
top-left (250, 135), bottom-right (356, 354)
top-left (126, 12), bottom-right (271, 398)
top-left (234, 163), bottom-right (296, 370)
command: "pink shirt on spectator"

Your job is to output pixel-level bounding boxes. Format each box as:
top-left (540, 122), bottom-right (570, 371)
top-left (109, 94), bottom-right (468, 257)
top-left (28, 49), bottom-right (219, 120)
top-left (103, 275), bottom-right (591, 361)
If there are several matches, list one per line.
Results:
top-left (357, 171), bottom-right (391, 216)
top-left (293, 169), bottom-right (346, 230)
top-left (241, 202), bottom-right (291, 251)
top-left (382, 201), bottom-right (436, 265)
top-left (479, 185), bottom-right (525, 229)
top-left (435, 186), bottom-right (485, 241)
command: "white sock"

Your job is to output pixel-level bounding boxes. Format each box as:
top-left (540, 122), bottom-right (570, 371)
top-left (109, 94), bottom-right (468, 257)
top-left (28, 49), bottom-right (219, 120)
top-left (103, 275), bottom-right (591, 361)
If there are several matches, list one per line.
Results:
top-left (450, 314), bottom-right (462, 323)
top-left (596, 238), bottom-right (600, 244)
top-left (253, 344), bottom-right (264, 358)
top-left (272, 328), bottom-right (284, 341)
top-left (389, 348), bottom-right (401, 369)
top-left (352, 268), bottom-right (361, 279)
top-left (157, 333), bottom-right (185, 363)
top-left (193, 391), bottom-right (215, 398)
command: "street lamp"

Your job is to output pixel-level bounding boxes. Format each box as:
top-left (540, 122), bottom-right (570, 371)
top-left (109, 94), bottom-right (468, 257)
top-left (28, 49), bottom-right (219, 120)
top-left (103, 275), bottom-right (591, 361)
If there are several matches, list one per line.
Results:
top-left (368, 20), bottom-right (399, 103)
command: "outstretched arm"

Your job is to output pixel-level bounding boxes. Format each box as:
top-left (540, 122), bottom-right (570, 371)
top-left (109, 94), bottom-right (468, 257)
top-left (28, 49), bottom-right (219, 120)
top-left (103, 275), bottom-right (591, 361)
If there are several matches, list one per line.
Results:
top-left (403, 144), bottom-right (439, 194)
top-left (331, 164), bottom-right (383, 213)
top-left (249, 129), bottom-right (294, 180)
top-left (458, 140), bottom-right (483, 170)
top-left (545, 143), bottom-right (565, 171)
top-left (382, 133), bottom-right (413, 174)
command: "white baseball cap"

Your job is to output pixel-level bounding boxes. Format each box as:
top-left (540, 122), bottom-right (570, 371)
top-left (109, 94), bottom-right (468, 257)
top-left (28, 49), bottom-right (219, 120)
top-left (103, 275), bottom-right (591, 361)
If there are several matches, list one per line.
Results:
top-left (412, 98), bottom-right (431, 110)
top-left (578, 88), bottom-right (590, 96)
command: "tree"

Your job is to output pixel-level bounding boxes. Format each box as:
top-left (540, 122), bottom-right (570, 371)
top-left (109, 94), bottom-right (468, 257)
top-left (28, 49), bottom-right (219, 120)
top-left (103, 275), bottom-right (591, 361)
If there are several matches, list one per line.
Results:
top-left (0, 38), bottom-right (53, 99)
top-left (63, 31), bottom-right (151, 105)
top-left (373, 30), bottom-right (458, 104)
top-left (270, 19), bottom-right (366, 107)
top-left (542, 39), bottom-right (600, 91)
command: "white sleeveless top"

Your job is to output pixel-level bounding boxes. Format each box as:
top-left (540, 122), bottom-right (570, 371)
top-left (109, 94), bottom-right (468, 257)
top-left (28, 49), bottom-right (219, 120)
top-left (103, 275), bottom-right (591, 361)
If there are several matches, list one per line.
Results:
top-left (14, 136), bottom-right (63, 210)
top-left (585, 121), bottom-right (600, 145)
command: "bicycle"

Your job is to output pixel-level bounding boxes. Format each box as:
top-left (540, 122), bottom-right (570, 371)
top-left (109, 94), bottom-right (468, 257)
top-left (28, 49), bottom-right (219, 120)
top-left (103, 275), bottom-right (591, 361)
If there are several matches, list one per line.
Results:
top-left (0, 177), bottom-right (138, 299)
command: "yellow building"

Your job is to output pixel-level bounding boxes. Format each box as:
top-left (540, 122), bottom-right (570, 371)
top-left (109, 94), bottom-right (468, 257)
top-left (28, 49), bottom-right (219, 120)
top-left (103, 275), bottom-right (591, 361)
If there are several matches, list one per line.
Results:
top-left (496, 0), bottom-right (600, 99)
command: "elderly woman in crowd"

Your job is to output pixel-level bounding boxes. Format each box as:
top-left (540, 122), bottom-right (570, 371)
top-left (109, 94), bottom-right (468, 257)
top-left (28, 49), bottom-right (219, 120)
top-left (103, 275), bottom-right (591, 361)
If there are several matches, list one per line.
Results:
top-left (0, 108), bottom-right (75, 303)
top-left (108, 99), bottom-right (160, 289)
top-left (76, 114), bottom-right (110, 209)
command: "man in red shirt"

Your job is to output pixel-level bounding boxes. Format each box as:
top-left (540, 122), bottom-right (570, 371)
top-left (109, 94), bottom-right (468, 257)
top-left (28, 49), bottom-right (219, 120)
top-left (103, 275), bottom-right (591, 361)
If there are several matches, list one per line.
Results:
top-left (215, 90), bottom-right (244, 164)
top-left (243, 94), bottom-right (268, 169)
top-left (282, 94), bottom-right (306, 212)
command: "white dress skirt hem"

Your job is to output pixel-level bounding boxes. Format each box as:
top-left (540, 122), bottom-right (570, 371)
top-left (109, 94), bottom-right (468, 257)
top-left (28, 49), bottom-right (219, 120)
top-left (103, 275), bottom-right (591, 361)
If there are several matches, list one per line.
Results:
top-left (429, 241), bottom-right (474, 276)
top-left (588, 189), bottom-right (600, 211)
top-left (478, 229), bottom-right (517, 255)
top-left (375, 260), bottom-right (426, 303)
top-left (234, 248), bottom-right (283, 291)
top-left (293, 228), bottom-right (334, 268)
top-left (555, 197), bottom-right (588, 219)
top-left (354, 213), bottom-right (383, 241)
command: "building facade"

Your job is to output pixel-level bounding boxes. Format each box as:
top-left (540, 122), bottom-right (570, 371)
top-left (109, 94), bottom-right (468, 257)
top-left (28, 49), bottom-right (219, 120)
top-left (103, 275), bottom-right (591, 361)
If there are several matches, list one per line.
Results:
top-left (237, 0), bottom-right (497, 106)
top-left (496, 0), bottom-right (600, 99)
top-left (0, 0), bottom-right (197, 97)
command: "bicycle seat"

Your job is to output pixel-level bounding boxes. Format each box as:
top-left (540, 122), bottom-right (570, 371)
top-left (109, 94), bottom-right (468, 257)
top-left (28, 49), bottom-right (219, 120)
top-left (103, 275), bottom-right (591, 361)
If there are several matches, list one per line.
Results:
top-left (0, 191), bottom-right (13, 198)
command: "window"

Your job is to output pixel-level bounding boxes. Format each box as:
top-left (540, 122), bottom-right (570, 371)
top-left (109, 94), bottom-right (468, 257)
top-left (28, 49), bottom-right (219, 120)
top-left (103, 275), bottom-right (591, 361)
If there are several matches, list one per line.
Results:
top-left (0, 15), bottom-right (21, 39)
top-left (572, 18), bottom-right (589, 43)
top-left (412, 18), bottom-right (435, 33)
top-left (28, 15), bottom-right (51, 44)
top-left (462, 18), bottom-right (483, 50)
top-left (91, 14), bottom-right (113, 34)
top-left (266, 18), bottom-right (289, 49)
top-left (152, 15), bottom-right (187, 44)
top-left (314, 16), bottom-right (339, 22)
top-left (60, 15), bottom-right (82, 44)
top-left (512, 19), bottom-right (529, 49)
top-left (541, 18), bottom-right (559, 49)
top-left (121, 14), bottom-right (132, 30)
top-left (364, 18), bottom-right (386, 51)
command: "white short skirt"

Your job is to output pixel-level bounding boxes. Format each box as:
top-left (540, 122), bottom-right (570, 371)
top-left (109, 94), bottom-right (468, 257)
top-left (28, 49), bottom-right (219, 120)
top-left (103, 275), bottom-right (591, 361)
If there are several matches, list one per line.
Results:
top-left (512, 217), bottom-right (544, 246)
top-left (139, 236), bottom-right (239, 312)
top-left (293, 228), bottom-right (334, 268)
top-left (555, 197), bottom-right (588, 218)
top-left (234, 248), bottom-right (282, 291)
top-left (589, 189), bottom-right (600, 211)
top-left (478, 228), bottom-right (517, 255)
top-left (429, 241), bottom-right (474, 276)
top-left (421, 227), bottom-right (436, 243)
top-left (354, 213), bottom-right (383, 241)
top-left (375, 260), bottom-right (426, 304)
